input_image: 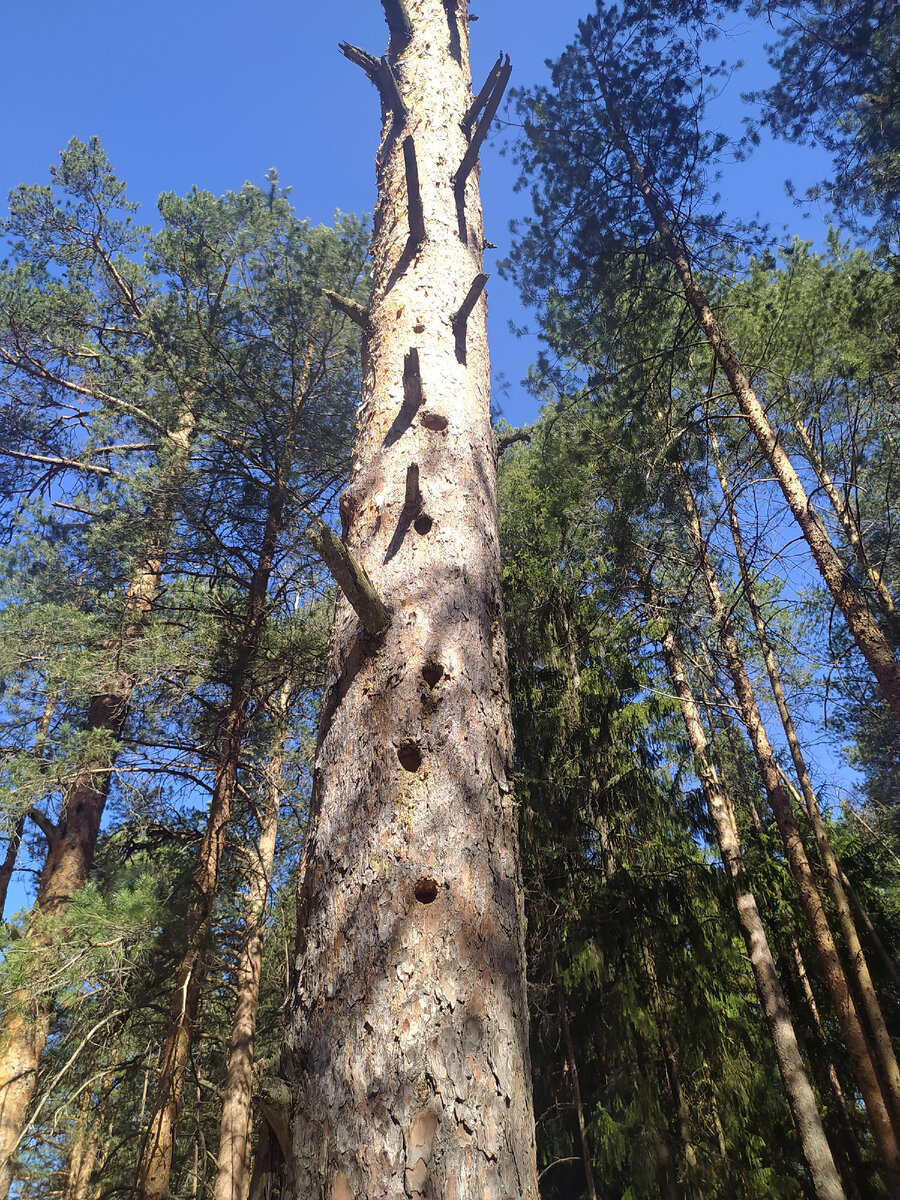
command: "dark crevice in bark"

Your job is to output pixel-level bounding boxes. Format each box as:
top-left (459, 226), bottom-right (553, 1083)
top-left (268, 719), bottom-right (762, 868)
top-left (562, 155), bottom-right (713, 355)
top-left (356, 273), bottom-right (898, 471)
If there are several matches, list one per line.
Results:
top-left (385, 464), bottom-right (423, 562)
top-left (404, 137), bottom-right (426, 252)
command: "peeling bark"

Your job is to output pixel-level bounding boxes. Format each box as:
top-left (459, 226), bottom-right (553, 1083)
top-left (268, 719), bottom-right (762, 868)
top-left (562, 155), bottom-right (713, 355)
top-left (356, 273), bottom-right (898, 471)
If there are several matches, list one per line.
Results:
top-left (286, 4), bottom-right (539, 1198)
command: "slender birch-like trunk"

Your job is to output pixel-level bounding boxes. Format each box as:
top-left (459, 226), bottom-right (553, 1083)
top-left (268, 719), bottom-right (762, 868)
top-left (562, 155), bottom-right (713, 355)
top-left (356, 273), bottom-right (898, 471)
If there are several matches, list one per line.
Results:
top-left (672, 463), bottom-right (900, 1195)
top-left (285, 4), bottom-right (539, 1197)
top-left (597, 76), bottom-right (900, 725)
top-left (792, 416), bottom-right (899, 632)
top-left (651, 588), bottom-right (846, 1200)
top-left (709, 424), bottom-right (900, 1142)
top-left (213, 682), bottom-right (289, 1200)
top-left (137, 486), bottom-right (284, 1200)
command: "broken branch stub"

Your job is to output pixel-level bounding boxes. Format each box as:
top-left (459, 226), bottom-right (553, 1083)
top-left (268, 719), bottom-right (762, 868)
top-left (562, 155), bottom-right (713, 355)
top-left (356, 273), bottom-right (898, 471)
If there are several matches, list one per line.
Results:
top-left (309, 520), bottom-right (391, 637)
top-left (461, 53), bottom-right (505, 138)
top-left (380, 0), bottom-right (413, 52)
top-left (452, 272), bottom-right (489, 363)
top-left (323, 290), bottom-right (372, 335)
top-left (453, 54), bottom-right (512, 194)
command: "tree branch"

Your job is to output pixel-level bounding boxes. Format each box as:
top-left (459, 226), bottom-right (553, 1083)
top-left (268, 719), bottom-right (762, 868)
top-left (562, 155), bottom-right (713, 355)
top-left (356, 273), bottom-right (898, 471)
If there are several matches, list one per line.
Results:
top-left (453, 54), bottom-right (511, 194)
top-left (452, 272), bottom-right (489, 363)
top-left (306, 518), bottom-right (392, 637)
top-left (323, 290), bottom-right (372, 335)
top-left (27, 807), bottom-right (58, 844)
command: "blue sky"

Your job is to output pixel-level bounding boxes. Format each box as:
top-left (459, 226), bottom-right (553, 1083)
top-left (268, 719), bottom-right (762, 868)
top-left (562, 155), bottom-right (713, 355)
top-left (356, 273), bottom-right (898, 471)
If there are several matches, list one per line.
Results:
top-left (1, 1), bottom-right (832, 427)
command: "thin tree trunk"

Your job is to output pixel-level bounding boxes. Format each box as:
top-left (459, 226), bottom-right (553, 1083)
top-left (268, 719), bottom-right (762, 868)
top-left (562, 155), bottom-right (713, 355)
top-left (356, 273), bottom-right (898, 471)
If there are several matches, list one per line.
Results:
top-left (0, 415), bottom-right (195, 1200)
top-left (286, 5), bottom-right (539, 1198)
top-left (552, 950), bottom-right (598, 1200)
top-left (710, 423), bottom-right (900, 1139)
top-left (643, 944), bottom-right (704, 1199)
top-left (64, 1075), bottom-right (114, 1200)
top-left (0, 818), bottom-right (25, 924)
top-left (841, 870), bottom-right (900, 995)
top-left (213, 682), bottom-right (289, 1200)
top-left (672, 462), bottom-right (900, 1194)
top-left (792, 416), bottom-right (899, 632)
top-left (137, 486), bottom-right (283, 1200)
top-left (0, 692), bottom-right (57, 921)
top-left (598, 75), bottom-right (900, 724)
top-left (650, 586), bottom-right (846, 1200)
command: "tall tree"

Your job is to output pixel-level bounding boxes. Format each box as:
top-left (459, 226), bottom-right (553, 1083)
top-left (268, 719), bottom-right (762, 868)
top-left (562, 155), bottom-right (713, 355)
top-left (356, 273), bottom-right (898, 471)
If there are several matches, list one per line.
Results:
top-left (285, 3), bottom-right (540, 1197)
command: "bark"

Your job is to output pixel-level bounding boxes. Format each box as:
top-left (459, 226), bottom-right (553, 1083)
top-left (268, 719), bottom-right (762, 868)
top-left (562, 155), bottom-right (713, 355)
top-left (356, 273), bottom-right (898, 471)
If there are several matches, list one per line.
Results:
top-left (213, 683), bottom-right (289, 1200)
top-left (710, 425), bottom-right (900, 1143)
top-left (0, 416), bottom-right (195, 1200)
top-left (64, 1074), bottom-right (114, 1200)
top-left (285, 4), bottom-right (539, 1198)
top-left (651, 590), bottom-right (846, 1200)
top-left (137, 486), bottom-right (283, 1200)
top-left (788, 936), bottom-right (869, 1194)
top-left (598, 77), bottom-right (900, 725)
top-left (0, 818), bottom-right (25, 923)
top-left (672, 462), bottom-right (900, 1194)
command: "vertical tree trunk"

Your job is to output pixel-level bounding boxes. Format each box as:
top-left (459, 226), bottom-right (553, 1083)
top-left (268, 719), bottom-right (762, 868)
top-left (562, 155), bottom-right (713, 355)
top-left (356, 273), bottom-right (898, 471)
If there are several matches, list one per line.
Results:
top-left (552, 950), bottom-right (598, 1200)
top-left (600, 80), bottom-right (900, 725)
top-left (64, 1075), bottom-right (114, 1200)
top-left (642, 944), bottom-right (703, 1199)
top-left (214, 683), bottom-right (289, 1200)
top-left (709, 424), bottom-right (900, 1142)
top-left (0, 818), bottom-right (25, 924)
top-left (286, 5), bottom-right (539, 1198)
top-left (651, 588), bottom-right (846, 1200)
top-left (791, 417), bottom-right (899, 632)
top-left (671, 462), bottom-right (900, 1194)
top-left (137, 488), bottom-right (283, 1200)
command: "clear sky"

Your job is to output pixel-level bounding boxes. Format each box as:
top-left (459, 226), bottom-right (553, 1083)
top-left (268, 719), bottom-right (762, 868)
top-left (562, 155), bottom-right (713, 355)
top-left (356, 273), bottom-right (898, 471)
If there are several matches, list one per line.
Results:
top-left (1, 0), bottom-right (831, 426)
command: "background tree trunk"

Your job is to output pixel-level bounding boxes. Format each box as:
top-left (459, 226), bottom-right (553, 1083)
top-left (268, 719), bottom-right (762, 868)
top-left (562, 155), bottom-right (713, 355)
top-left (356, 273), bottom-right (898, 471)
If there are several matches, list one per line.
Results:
top-left (285, 4), bottom-right (539, 1198)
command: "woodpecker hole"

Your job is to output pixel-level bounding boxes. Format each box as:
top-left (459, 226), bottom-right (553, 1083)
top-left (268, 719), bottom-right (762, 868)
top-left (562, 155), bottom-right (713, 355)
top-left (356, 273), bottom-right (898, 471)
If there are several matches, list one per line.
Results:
top-left (414, 877), bottom-right (439, 904)
top-left (421, 661), bottom-right (445, 689)
top-left (421, 412), bottom-right (448, 432)
top-left (414, 514), bottom-right (434, 535)
top-left (398, 741), bottom-right (423, 772)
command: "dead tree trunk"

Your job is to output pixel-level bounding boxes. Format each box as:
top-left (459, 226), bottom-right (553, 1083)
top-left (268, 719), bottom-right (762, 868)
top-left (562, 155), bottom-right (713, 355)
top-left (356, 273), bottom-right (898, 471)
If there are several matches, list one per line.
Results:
top-left (285, 4), bottom-right (539, 1198)
top-left (214, 682), bottom-right (290, 1200)
top-left (649, 583), bottom-right (846, 1200)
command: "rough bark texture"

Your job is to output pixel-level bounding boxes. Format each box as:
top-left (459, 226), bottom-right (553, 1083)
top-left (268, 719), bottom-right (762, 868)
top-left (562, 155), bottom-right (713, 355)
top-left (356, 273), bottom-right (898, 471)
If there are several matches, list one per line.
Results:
top-left (673, 464), bottom-right (900, 1196)
top-left (711, 426), bottom-right (900, 1144)
top-left (214, 685), bottom-right (288, 1200)
top-left (285, 5), bottom-right (539, 1198)
top-left (653, 600), bottom-right (846, 1200)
